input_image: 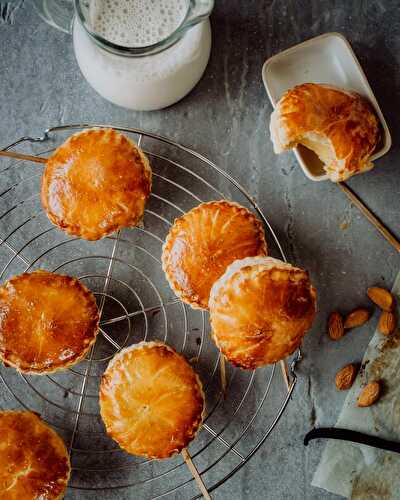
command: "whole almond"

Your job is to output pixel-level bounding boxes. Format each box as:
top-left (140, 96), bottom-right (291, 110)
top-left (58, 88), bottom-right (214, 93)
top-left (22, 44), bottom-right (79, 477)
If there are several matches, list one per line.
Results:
top-left (378, 311), bottom-right (396, 336)
top-left (335, 364), bottom-right (358, 391)
top-left (367, 287), bottom-right (394, 311)
top-left (328, 312), bottom-right (344, 340)
top-left (357, 381), bottom-right (381, 407)
top-left (344, 308), bottom-right (370, 329)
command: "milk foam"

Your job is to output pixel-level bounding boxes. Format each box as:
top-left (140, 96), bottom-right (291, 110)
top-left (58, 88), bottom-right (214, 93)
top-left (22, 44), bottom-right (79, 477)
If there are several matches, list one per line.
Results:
top-left (91, 0), bottom-right (188, 47)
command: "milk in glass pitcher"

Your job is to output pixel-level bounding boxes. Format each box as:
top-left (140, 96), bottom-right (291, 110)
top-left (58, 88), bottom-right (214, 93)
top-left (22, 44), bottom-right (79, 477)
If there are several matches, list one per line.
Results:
top-left (34, 0), bottom-right (214, 110)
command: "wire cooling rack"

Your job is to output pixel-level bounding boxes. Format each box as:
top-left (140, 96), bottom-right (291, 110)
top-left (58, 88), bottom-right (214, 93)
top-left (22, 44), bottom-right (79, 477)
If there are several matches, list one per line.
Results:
top-left (0, 124), bottom-right (300, 498)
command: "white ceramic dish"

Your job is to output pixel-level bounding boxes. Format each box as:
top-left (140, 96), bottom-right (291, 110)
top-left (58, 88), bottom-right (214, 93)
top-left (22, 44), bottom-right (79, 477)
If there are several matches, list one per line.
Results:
top-left (262, 32), bottom-right (392, 181)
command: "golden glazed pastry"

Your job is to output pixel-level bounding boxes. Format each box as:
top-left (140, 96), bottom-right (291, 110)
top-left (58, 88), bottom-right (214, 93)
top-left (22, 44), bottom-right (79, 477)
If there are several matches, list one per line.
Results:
top-left (270, 83), bottom-right (380, 182)
top-left (0, 270), bottom-right (99, 374)
top-left (0, 411), bottom-right (70, 499)
top-left (100, 342), bottom-right (205, 459)
top-left (162, 201), bottom-right (268, 309)
top-left (41, 128), bottom-right (152, 240)
top-left (209, 256), bottom-right (317, 369)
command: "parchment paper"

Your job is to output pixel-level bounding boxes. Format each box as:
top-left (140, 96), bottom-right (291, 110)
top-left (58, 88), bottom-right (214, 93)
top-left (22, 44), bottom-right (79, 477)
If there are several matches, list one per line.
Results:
top-left (312, 271), bottom-right (400, 500)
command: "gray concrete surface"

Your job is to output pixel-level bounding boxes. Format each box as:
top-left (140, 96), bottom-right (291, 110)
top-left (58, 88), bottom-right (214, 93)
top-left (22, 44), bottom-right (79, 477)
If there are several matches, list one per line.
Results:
top-left (0, 1), bottom-right (399, 499)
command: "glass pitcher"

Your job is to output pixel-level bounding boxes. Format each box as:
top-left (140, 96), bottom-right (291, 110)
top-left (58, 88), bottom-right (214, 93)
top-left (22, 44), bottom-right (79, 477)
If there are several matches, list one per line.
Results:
top-left (33, 0), bottom-right (214, 110)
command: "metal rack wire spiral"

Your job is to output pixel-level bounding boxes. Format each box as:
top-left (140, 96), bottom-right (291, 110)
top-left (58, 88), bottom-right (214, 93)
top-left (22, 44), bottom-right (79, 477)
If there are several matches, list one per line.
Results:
top-left (0, 124), bottom-right (300, 498)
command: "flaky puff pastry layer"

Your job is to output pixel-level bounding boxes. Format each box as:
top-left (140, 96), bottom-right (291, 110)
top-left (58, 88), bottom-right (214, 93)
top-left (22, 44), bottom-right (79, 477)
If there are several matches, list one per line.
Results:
top-left (270, 83), bottom-right (380, 182)
top-left (209, 256), bottom-right (317, 369)
top-left (0, 411), bottom-right (70, 500)
top-left (41, 128), bottom-right (152, 240)
top-left (100, 342), bottom-right (205, 459)
top-left (0, 270), bottom-right (99, 374)
top-left (162, 201), bottom-right (268, 310)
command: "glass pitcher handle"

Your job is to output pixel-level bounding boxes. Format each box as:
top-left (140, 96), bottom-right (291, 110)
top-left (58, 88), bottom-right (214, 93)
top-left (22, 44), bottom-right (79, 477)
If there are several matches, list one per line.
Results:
top-left (31, 0), bottom-right (75, 34)
top-left (184, 0), bottom-right (214, 29)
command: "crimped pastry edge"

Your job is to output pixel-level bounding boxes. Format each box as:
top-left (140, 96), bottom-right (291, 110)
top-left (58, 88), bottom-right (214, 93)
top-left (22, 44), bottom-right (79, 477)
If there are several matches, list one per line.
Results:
top-left (99, 341), bottom-right (206, 459)
top-left (0, 410), bottom-right (71, 499)
top-left (41, 127), bottom-right (152, 240)
top-left (0, 270), bottom-right (100, 375)
top-left (161, 200), bottom-right (268, 310)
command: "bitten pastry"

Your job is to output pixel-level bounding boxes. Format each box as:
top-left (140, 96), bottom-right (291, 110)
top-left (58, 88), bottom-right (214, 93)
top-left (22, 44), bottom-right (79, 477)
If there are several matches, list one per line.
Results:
top-left (270, 83), bottom-right (380, 182)
top-left (0, 270), bottom-right (99, 374)
top-left (0, 411), bottom-right (70, 499)
top-left (41, 127), bottom-right (152, 240)
top-left (209, 256), bottom-right (317, 369)
top-left (162, 201), bottom-right (268, 309)
top-left (100, 342), bottom-right (204, 459)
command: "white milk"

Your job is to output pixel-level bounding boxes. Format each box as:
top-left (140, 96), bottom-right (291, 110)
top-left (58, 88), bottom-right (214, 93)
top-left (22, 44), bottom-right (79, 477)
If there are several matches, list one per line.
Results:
top-left (73, 0), bottom-right (212, 110)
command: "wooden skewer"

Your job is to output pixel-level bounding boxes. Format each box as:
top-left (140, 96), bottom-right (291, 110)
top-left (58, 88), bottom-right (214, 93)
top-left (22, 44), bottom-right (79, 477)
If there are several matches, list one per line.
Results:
top-left (0, 149), bottom-right (47, 164)
top-left (219, 354), bottom-right (227, 398)
top-left (280, 359), bottom-right (290, 391)
top-left (181, 448), bottom-right (212, 500)
top-left (338, 182), bottom-right (400, 253)
top-left (221, 351), bottom-right (290, 393)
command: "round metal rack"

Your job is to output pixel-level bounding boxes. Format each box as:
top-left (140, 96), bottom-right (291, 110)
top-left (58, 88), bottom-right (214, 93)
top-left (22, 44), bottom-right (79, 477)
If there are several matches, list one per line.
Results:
top-left (0, 124), bottom-right (299, 498)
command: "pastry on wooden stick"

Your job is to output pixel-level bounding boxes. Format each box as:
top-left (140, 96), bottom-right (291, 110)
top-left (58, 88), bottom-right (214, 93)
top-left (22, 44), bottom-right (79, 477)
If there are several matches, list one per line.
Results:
top-left (41, 128), bottom-right (152, 240)
top-left (100, 341), bottom-right (209, 497)
top-left (100, 341), bottom-right (205, 459)
top-left (209, 256), bottom-right (317, 369)
top-left (0, 270), bottom-right (99, 374)
top-left (162, 200), bottom-right (267, 310)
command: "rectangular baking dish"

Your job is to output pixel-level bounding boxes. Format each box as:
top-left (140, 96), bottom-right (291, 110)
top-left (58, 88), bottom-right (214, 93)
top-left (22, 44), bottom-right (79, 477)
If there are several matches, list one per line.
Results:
top-left (262, 32), bottom-right (392, 181)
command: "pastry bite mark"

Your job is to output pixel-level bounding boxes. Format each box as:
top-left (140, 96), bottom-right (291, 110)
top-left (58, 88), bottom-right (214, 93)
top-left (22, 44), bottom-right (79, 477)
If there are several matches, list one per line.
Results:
top-left (209, 256), bottom-right (317, 369)
top-left (41, 127), bottom-right (152, 240)
top-left (99, 341), bottom-right (205, 459)
top-left (0, 270), bottom-right (99, 374)
top-left (270, 83), bottom-right (380, 182)
top-left (0, 411), bottom-right (70, 499)
top-left (162, 200), bottom-right (268, 310)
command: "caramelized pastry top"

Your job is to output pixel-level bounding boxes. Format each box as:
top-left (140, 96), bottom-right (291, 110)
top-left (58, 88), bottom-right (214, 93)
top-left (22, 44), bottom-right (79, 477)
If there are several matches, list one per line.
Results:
top-left (0, 270), bottom-right (99, 374)
top-left (0, 411), bottom-right (70, 500)
top-left (41, 128), bottom-right (152, 240)
top-left (270, 83), bottom-right (380, 182)
top-left (209, 256), bottom-right (317, 369)
top-left (162, 201), bottom-right (267, 309)
top-left (100, 342), bottom-right (204, 459)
